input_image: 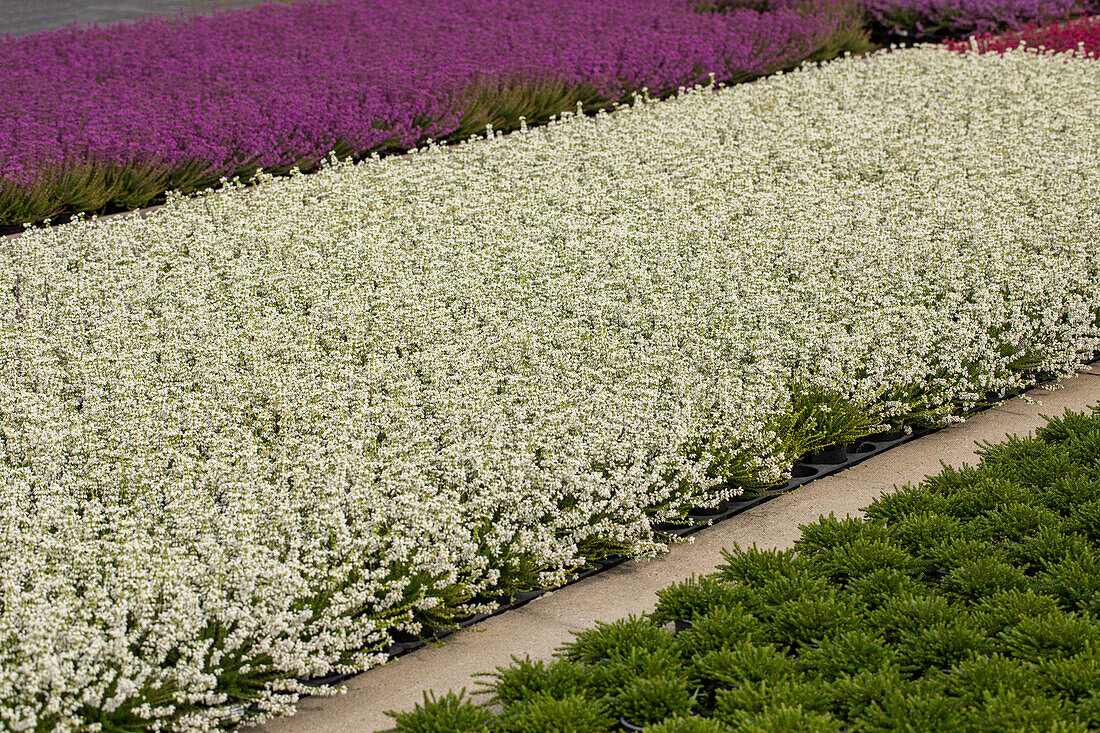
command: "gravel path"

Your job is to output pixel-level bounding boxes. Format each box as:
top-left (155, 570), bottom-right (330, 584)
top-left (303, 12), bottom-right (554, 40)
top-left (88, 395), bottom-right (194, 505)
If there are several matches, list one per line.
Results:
top-left (1, 0), bottom-right (297, 37)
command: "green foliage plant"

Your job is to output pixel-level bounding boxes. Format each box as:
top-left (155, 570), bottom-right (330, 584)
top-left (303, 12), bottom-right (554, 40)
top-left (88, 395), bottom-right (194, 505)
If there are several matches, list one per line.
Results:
top-left (388, 409), bottom-right (1100, 731)
top-left (498, 692), bottom-right (614, 733)
top-left (479, 656), bottom-right (589, 706)
top-left (613, 673), bottom-right (698, 726)
top-left (652, 574), bottom-right (748, 625)
top-left (383, 689), bottom-right (494, 733)
top-left (559, 615), bottom-right (677, 664)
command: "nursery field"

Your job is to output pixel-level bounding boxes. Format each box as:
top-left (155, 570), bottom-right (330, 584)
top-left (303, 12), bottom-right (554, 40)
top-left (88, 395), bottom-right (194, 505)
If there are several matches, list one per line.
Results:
top-left (388, 408), bottom-right (1100, 731)
top-left (1, 43), bottom-right (1099, 730)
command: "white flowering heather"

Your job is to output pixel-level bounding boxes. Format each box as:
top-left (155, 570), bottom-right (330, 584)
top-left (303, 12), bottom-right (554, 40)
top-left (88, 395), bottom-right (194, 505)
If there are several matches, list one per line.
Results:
top-left (2, 45), bottom-right (1099, 730)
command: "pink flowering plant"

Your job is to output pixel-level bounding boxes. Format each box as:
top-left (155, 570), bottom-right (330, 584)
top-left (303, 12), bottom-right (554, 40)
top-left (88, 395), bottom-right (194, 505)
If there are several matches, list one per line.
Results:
top-left (0, 0), bottom-right (866, 228)
top-left (945, 13), bottom-right (1100, 53)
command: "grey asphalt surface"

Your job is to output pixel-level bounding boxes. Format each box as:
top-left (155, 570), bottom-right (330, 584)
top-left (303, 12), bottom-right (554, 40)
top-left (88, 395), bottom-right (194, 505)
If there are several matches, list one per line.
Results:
top-left (0, 0), bottom-right (298, 37)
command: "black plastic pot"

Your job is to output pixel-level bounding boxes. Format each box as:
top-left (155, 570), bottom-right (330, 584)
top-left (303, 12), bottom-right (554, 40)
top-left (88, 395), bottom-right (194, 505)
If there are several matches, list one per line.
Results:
top-left (564, 565), bottom-right (601, 586)
top-left (296, 670), bottom-right (354, 688)
top-left (688, 501), bottom-right (731, 518)
top-left (745, 481), bottom-right (792, 498)
top-left (455, 611), bottom-right (490, 628)
top-left (652, 520), bottom-right (701, 537)
top-left (384, 627), bottom-right (424, 657)
top-left (720, 497), bottom-right (763, 513)
top-left (807, 443), bottom-right (848, 465)
top-left (850, 439), bottom-right (877, 455)
top-left (510, 589), bottom-right (546, 606)
top-left (865, 429), bottom-right (906, 443)
top-left (596, 555), bottom-right (629, 570)
top-left (673, 618), bottom-right (694, 634)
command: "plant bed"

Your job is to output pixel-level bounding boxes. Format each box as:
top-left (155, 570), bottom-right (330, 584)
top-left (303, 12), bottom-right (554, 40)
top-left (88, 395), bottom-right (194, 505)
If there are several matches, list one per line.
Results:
top-left (2, 46), bottom-right (1100, 730)
top-left (388, 407), bottom-right (1100, 731)
top-left (0, 0), bottom-right (871, 229)
top-left (863, 0), bottom-right (1091, 41)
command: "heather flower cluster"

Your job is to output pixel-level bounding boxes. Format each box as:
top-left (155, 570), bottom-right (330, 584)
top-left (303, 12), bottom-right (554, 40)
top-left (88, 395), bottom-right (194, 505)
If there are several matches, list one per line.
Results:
top-left (862, 0), bottom-right (1091, 36)
top-left (0, 0), bottom-right (860, 227)
top-left (946, 12), bottom-right (1100, 53)
top-left (2, 46), bottom-right (1099, 730)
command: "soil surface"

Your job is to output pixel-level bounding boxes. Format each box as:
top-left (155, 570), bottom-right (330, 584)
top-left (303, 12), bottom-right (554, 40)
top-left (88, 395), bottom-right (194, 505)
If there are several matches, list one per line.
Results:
top-left (0, 0), bottom-right (299, 37)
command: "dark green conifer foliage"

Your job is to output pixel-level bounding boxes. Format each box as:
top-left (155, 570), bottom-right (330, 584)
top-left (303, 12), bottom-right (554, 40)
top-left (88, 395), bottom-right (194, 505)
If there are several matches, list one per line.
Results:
top-left (559, 615), bottom-right (676, 663)
top-left (497, 692), bottom-right (614, 733)
top-left (384, 690), bottom-right (494, 732)
top-left (613, 674), bottom-right (697, 725)
top-left (652, 574), bottom-right (750, 624)
top-left (481, 656), bottom-right (588, 705)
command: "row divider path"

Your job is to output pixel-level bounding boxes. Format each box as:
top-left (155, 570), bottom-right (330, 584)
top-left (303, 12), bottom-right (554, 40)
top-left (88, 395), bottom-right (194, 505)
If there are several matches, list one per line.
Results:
top-left (247, 362), bottom-right (1100, 733)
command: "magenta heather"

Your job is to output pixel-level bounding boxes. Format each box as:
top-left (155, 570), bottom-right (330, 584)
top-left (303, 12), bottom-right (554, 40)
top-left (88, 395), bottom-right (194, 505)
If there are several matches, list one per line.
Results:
top-left (0, 0), bottom-right (848, 211)
top-left (863, 0), bottom-right (1091, 36)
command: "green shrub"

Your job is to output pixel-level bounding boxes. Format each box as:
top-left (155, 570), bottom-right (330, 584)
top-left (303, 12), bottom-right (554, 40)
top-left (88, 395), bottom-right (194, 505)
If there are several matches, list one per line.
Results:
top-left (715, 545), bottom-right (805, 587)
top-left (1061, 500), bottom-right (1100, 541)
top-left (560, 615), bottom-right (676, 663)
top-left (941, 654), bottom-right (1038, 703)
top-left (794, 630), bottom-right (896, 680)
top-left (971, 589), bottom-right (1061, 635)
top-left (996, 612), bottom-right (1099, 662)
top-left (482, 656), bottom-right (589, 705)
top-left (1035, 649), bottom-right (1100, 701)
top-left (1037, 546), bottom-right (1100, 611)
top-left (869, 592), bottom-right (954, 642)
top-left (643, 716), bottom-right (733, 732)
top-left (978, 437), bottom-right (1082, 492)
top-left (691, 641), bottom-right (793, 690)
top-left (796, 514), bottom-right (888, 556)
top-left (763, 592), bottom-right (863, 649)
top-left (751, 570), bottom-right (834, 616)
top-left (1036, 408), bottom-right (1100, 445)
top-left (862, 481), bottom-right (952, 524)
top-left (957, 688), bottom-right (1086, 731)
top-left (613, 674), bottom-right (698, 725)
top-left (938, 556), bottom-right (1028, 602)
top-left (720, 703), bottom-right (843, 732)
top-left (1005, 525), bottom-right (1091, 571)
top-left (675, 604), bottom-right (760, 657)
top-left (497, 692), bottom-right (614, 732)
top-left (916, 536), bottom-right (1004, 578)
top-left (713, 677), bottom-right (832, 719)
top-left (1071, 690), bottom-right (1100, 727)
top-left (885, 511), bottom-right (971, 554)
top-left (813, 538), bottom-right (919, 585)
top-left (844, 568), bottom-right (928, 609)
top-left (825, 667), bottom-right (909, 719)
top-left (384, 690), bottom-right (494, 732)
top-left (1064, 430), bottom-right (1100, 479)
top-left (893, 617), bottom-right (993, 677)
top-left (652, 574), bottom-right (747, 624)
top-left (970, 501), bottom-right (1062, 543)
top-left (585, 646), bottom-right (685, 697)
top-left (850, 681), bottom-right (967, 730)
top-left (1043, 476), bottom-right (1100, 517)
